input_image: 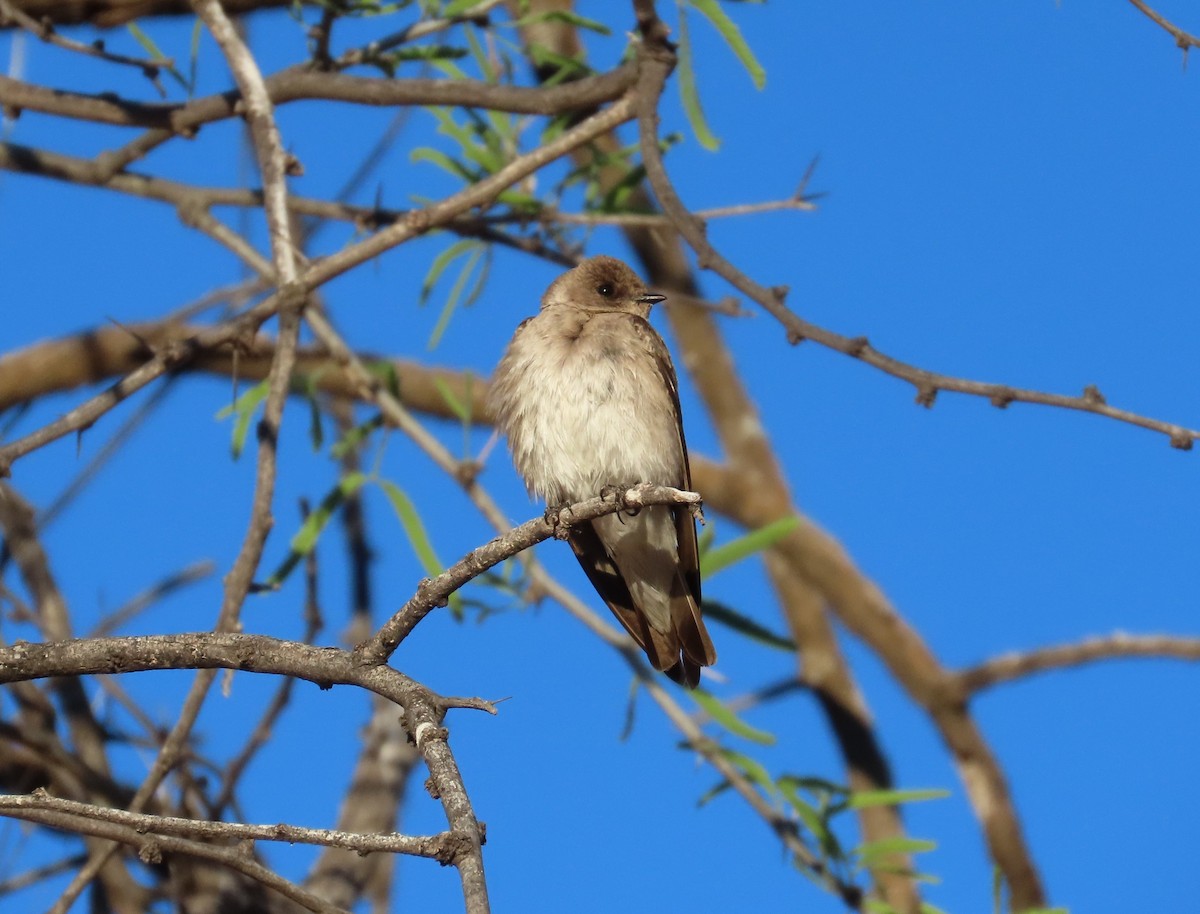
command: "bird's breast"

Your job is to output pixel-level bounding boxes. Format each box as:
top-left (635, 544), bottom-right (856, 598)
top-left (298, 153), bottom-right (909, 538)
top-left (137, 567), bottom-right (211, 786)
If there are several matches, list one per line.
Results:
top-left (493, 313), bottom-right (683, 504)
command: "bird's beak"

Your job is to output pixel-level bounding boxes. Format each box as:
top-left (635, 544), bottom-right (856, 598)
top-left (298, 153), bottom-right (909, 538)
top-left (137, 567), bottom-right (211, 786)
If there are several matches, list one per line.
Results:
top-left (638, 293), bottom-right (667, 305)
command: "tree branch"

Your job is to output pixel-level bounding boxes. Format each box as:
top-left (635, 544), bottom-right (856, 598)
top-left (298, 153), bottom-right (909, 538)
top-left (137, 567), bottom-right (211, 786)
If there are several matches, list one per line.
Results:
top-left (956, 632), bottom-right (1200, 693)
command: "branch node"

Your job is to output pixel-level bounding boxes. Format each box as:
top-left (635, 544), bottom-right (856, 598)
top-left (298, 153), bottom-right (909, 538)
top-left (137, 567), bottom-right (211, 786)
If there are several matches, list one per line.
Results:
top-left (846, 336), bottom-right (869, 357)
top-left (990, 393), bottom-right (1014, 409)
top-left (137, 840), bottom-right (163, 865)
top-left (915, 385), bottom-right (938, 408)
top-left (1169, 432), bottom-right (1194, 450)
top-left (1082, 384), bottom-right (1106, 405)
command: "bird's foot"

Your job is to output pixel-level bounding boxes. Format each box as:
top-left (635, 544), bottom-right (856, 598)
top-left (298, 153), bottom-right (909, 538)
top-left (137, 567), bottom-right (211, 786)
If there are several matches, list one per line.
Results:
top-left (600, 483), bottom-right (641, 520)
top-left (544, 503), bottom-right (573, 540)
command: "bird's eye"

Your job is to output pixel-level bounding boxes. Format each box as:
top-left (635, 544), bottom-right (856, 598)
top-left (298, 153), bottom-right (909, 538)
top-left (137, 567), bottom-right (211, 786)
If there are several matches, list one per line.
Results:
top-left (597, 283), bottom-right (614, 297)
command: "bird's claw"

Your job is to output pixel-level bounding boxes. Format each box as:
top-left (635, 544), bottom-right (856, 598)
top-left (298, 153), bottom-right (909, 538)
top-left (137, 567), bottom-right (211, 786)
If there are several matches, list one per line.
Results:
top-left (601, 483), bottom-right (641, 520)
top-left (544, 503), bottom-right (573, 540)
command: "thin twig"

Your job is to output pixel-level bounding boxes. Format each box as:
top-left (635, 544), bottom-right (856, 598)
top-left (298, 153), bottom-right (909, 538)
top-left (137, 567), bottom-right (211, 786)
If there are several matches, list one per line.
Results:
top-left (1126, 0), bottom-right (1200, 51)
top-left (0, 0), bottom-right (173, 80)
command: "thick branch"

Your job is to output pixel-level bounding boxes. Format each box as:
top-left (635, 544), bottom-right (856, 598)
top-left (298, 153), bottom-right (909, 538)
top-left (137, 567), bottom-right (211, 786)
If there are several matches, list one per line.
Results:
top-left (0, 64), bottom-right (635, 130)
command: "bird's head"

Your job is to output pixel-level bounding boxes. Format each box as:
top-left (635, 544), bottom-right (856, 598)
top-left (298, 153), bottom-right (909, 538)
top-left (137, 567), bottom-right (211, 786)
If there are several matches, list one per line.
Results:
top-left (541, 255), bottom-right (666, 317)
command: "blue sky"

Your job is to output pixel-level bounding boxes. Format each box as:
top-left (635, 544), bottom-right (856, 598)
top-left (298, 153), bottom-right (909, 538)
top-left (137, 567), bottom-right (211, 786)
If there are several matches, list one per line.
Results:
top-left (3, 2), bottom-right (1199, 912)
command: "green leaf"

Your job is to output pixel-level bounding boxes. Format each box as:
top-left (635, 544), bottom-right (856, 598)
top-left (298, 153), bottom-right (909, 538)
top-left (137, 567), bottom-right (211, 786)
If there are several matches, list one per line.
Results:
top-left (692, 689), bottom-right (776, 745)
top-left (434, 377), bottom-right (472, 423)
top-left (511, 9), bottom-right (612, 36)
top-left (126, 23), bottom-right (189, 91)
top-left (619, 676), bottom-right (640, 741)
top-left (713, 747), bottom-right (776, 798)
top-left (382, 45), bottom-right (470, 64)
top-left (702, 600), bottom-right (795, 651)
top-left (700, 516), bottom-right (801, 578)
top-left (262, 473), bottom-right (368, 588)
top-left (847, 788), bottom-right (950, 810)
top-left (443, 0), bottom-right (489, 14)
top-left (696, 778), bottom-right (733, 807)
top-left (376, 479), bottom-right (462, 616)
top-left (363, 360), bottom-right (402, 399)
top-left (855, 837), bottom-right (937, 865)
top-left (428, 247), bottom-right (481, 349)
top-left (187, 19), bottom-right (202, 96)
top-left (864, 902), bottom-right (901, 914)
top-left (215, 379), bottom-right (270, 460)
top-left (778, 781), bottom-right (830, 845)
top-left (410, 147), bottom-right (478, 182)
top-left (527, 42), bottom-right (590, 85)
top-left (676, 7), bottom-right (720, 151)
top-left (463, 19), bottom-right (496, 82)
top-left (420, 239), bottom-right (479, 304)
top-left (331, 414), bottom-right (383, 460)
top-left (428, 108), bottom-right (503, 174)
top-left (301, 373), bottom-right (327, 452)
top-left (686, 0), bottom-right (766, 89)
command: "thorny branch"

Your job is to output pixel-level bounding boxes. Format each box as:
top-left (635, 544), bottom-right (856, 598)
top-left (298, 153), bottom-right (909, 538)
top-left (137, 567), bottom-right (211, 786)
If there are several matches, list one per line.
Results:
top-left (2, 2), bottom-right (1197, 912)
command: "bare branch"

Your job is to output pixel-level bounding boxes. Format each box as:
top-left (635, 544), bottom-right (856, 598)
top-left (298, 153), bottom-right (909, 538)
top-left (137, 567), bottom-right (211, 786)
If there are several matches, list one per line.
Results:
top-left (0, 791), bottom-right (453, 859)
top-left (1126, 0), bottom-right (1200, 51)
top-left (957, 632), bottom-right (1200, 693)
top-left (0, 62), bottom-right (635, 129)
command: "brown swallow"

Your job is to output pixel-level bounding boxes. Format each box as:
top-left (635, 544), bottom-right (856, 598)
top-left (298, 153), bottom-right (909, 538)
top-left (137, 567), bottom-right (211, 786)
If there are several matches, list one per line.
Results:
top-left (489, 255), bottom-right (717, 686)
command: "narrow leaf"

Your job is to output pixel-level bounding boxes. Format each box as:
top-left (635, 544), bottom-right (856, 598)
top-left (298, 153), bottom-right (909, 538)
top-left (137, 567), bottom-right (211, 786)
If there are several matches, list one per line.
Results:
top-left (377, 479), bottom-right (462, 617)
top-left (700, 516), bottom-right (801, 578)
top-left (676, 8), bottom-right (720, 151)
top-left (848, 788), bottom-right (950, 810)
top-left (433, 377), bottom-right (472, 423)
top-left (714, 747), bottom-right (776, 797)
top-left (410, 147), bottom-right (477, 182)
top-left (855, 837), bottom-right (937, 864)
top-left (702, 600), bottom-right (795, 651)
top-left (692, 689), bottom-right (776, 745)
top-left (428, 247), bottom-right (482, 349)
top-left (125, 23), bottom-right (188, 91)
top-left (696, 778), bottom-right (733, 807)
top-left (512, 10), bottom-right (612, 36)
top-left (216, 379), bottom-right (270, 460)
top-left (262, 473), bottom-right (368, 588)
top-left (687, 0), bottom-right (767, 89)
top-left (421, 239), bottom-right (478, 304)
top-left (332, 414), bottom-right (383, 460)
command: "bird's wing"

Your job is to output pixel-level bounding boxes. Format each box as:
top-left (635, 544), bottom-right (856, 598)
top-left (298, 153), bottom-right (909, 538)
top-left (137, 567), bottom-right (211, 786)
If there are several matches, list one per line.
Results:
top-left (566, 523), bottom-right (689, 682)
top-left (629, 317), bottom-right (717, 677)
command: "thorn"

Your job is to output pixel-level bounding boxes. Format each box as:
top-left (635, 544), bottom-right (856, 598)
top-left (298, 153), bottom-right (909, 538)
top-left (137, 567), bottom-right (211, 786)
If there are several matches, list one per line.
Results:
top-left (794, 154), bottom-right (821, 199)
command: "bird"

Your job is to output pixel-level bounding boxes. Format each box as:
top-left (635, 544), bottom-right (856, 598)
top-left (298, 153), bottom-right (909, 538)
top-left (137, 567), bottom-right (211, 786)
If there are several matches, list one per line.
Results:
top-left (488, 255), bottom-right (717, 687)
